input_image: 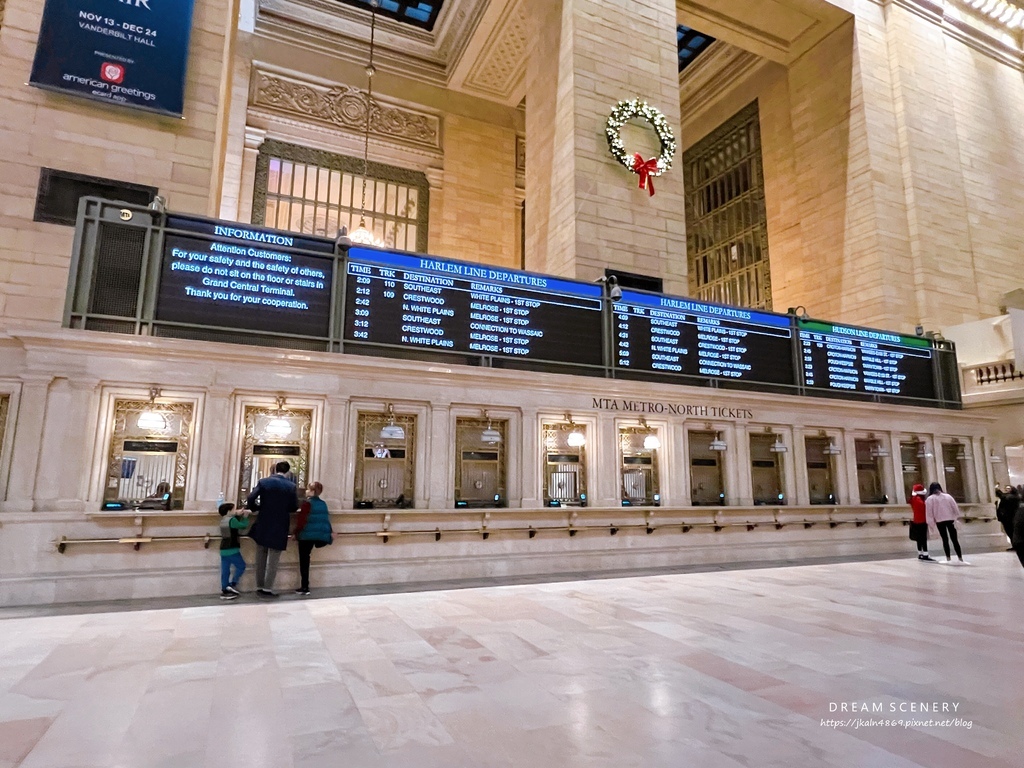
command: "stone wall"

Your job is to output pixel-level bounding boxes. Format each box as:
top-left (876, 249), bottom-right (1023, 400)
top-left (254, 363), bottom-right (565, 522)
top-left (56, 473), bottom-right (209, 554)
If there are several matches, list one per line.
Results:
top-left (0, 0), bottom-right (231, 329)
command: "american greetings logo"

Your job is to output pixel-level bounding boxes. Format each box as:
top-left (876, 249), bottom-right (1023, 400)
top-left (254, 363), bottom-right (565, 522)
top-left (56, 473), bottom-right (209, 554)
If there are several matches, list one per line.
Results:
top-left (100, 62), bottom-right (125, 84)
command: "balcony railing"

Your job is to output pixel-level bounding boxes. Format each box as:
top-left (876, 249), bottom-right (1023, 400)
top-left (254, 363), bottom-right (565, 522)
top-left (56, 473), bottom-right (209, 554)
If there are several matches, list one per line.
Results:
top-left (961, 359), bottom-right (1024, 400)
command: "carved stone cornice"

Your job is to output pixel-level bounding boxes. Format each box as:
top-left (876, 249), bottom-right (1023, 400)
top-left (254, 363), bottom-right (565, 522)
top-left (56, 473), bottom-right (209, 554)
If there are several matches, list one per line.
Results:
top-left (883, 0), bottom-right (1024, 70)
top-left (251, 68), bottom-right (442, 153)
top-left (679, 42), bottom-right (767, 126)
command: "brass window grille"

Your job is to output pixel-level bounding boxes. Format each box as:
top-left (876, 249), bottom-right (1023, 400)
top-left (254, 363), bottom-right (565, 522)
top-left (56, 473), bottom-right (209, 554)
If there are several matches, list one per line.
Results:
top-left (105, 398), bottom-right (194, 509)
top-left (900, 442), bottom-right (924, 501)
top-left (455, 417), bottom-right (507, 506)
top-left (543, 422), bottom-right (587, 505)
top-left (684, 100), bottom-right (772, 309)
top-left (805, 437), bottom-right (837, 505)
top-left (238, 405), bottom-right (312, 506)
top-left (618, 427), bottom-right (660, 505)
top-left (253, 139), bottom-right (429, 252)
top-left (355, 410), bottom-right (416, 507)
top-left (749, 433), bottom-right (784, 505)
top-left (689, 430), bottom-right (725, 506)
top-left (854, 439), bottom-right (887, 504)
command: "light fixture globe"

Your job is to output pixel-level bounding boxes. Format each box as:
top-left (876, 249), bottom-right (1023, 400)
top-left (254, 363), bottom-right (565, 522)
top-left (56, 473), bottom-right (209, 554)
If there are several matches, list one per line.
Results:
top-left (567, 429), bottom-right (586, 448)
top-left (643, 433), bottom-right (661, 451)
top-left (709, 434), bottom-right (727, 452)
top-left (769, 437), bottom-right (788, 454)
top-left (481, 427), bottom-right (502, 445)
top-left (265, 417), bottom-right (293, 439)
top-left (137, 410), bottom-right (168, 432)
top-left (380, 423), bottom-right (406, 440)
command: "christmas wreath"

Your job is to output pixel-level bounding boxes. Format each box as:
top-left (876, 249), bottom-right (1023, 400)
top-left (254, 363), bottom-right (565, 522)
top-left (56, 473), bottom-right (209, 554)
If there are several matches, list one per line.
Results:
top-left (605, 99), bottom-right (676, 196)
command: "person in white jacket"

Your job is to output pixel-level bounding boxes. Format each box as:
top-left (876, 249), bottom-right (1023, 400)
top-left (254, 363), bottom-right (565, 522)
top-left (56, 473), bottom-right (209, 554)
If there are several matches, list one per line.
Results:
top-left (925, 482), bottom-right (969, 565)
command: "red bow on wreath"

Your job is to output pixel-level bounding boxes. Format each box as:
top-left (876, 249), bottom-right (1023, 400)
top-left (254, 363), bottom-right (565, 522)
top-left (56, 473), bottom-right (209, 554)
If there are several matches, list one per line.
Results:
top-left (632, 153), bottom-right (659, 197)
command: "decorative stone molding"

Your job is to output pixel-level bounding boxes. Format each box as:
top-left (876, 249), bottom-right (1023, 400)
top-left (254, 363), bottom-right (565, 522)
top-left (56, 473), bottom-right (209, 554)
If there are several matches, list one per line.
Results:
top-left (459, 0), bottom-right (528, 103)
top-left (885, 0), bottom-right (1024, 69)
top-left (424, 167), bottom-right (445, 190)
top-left (680, 42), bottom-right (767, 124)
top-left (244, 125), bottom-right (267, 151)
top-left (251, 69), bottom-right (441, 153)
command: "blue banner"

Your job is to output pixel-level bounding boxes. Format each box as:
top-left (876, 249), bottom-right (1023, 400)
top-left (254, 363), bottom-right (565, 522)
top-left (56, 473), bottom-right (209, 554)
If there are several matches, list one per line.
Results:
top-left (29, 0), bottom-right (195, 117)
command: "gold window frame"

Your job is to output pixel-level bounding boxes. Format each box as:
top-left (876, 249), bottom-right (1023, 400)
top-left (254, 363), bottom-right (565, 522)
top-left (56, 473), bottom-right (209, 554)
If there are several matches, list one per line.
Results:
top-left (542, 421), bottom-right (588, 504)
top-left (238, 405), bottom-right (313, 506)
top-left (354, 410), bottom-right (417, 507)
top-left (618, 426), bottom-right (660, 505)
top-left (455, 417), bottom-right (507, 506)
top-left (104, 398), bottom-right (194, 509)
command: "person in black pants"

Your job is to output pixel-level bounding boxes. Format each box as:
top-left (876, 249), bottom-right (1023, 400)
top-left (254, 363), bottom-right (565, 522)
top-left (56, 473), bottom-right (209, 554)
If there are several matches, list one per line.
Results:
top-left (1013, 501), bottom-right (1024, 572)
top-left (294, 481), bottom-right (333, 596)
top-left (996, 486), bottom-right (1019, 549)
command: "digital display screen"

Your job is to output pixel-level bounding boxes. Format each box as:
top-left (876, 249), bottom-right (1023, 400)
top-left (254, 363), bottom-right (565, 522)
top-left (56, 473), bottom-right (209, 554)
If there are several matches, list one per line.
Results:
top-left (343, 248), bottom-right (605, 366)
top-left (613, 290), bottom-right (795, 385)
top-left (798, 320), bottom-right (935, 401)
top-left (156, 218), bottom-right (335, 338)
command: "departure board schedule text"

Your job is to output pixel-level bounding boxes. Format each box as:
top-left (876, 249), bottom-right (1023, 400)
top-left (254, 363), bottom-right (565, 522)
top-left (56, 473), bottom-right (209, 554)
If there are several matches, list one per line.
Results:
top-left (798, 320), bottom-right (935, 400)
top-left (343, 249), bottom-right (605, 366)
top-left (613, 291), bottom-right (795, 385)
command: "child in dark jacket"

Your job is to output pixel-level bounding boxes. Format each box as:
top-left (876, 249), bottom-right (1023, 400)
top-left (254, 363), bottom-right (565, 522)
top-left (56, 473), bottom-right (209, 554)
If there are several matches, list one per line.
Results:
top-left (219, 502), bottom-right (250, 600)
top-left (293, 482), bottom-right (332, 596)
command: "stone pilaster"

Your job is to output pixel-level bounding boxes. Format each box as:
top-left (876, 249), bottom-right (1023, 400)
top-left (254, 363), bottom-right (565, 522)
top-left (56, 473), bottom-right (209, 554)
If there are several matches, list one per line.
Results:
top-left (524, 0), bottom-right (688, 291)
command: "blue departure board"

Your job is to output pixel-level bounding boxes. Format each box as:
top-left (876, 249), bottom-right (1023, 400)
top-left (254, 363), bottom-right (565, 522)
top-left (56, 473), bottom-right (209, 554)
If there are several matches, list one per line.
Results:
top-left (798, 320), bottom-right (936, 401)
top-left (613, 290), bottom-right (795, 385)
top-left (343, 248), bottom-right (605, 366)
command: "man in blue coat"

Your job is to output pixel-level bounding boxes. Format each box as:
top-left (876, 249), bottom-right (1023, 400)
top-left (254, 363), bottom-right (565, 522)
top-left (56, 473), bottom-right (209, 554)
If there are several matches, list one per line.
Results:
top-left (246, 461), bottom-right (299, 597)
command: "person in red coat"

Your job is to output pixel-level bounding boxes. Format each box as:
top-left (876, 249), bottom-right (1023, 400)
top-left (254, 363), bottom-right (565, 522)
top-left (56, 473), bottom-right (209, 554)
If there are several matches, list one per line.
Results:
top-left (908, 484), bottom-right (936, 561)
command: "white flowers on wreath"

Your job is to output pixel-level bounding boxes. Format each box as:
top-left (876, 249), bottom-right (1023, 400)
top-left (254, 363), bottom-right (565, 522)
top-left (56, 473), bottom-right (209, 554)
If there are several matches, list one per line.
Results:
top-left (604, 99), bottom-right (677, 176)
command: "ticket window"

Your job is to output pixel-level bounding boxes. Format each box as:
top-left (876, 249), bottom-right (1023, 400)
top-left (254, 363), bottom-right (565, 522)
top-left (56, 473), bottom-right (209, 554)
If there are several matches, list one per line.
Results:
top-left (689, 431), bottom-right (725, 506)
top-left (941, 442), bottom-right (968, 502)
top-left (805, 437), bottom-right (838, 505)
top-left (104, 396), bottom-right (194, 510)
top-left (855, 439), bottom-right (887, 504)
top-left (618, 425), bottom-right (660, 506)
top-left (238, 404), bottom-right (312, 507)
top-left (750, 433), bottom-right (785, 505)
top-left (543, 420), bottom-right (588, 506)
top-left (455, 417), bottom-right (507, 508)
top-left (900, 441), bottom-right (924, 501)
top-left (355, 408), bottom-right (416, 508)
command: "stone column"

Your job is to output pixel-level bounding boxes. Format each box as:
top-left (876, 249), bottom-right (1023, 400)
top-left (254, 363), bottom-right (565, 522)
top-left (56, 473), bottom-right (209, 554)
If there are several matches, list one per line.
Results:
top-left (524, 0), bottom-right (687, 291)
top-left (237, 126), bottom-right (267, 224)
top-left (424, 167), bottom-right (445, 254)
top-left (2, 376), bottom-right (52, 512)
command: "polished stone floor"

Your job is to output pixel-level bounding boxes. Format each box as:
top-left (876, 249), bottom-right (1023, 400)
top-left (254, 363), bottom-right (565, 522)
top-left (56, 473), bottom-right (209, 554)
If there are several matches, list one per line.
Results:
top-left (1, 553), bottom-right (1022, 768)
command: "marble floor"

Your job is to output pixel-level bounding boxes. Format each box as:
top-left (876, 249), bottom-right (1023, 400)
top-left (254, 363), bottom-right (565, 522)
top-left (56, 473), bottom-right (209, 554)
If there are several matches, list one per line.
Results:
top-left (1, 554), bottom-right (1022, 768)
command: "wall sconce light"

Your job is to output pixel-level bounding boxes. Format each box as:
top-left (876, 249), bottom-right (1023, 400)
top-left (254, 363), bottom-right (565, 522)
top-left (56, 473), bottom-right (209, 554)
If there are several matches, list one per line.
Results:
top-left (265, 396), bottom-right (293, 439)
top-left (817, 429), bottom-right (842, 456)
top-left (380, 403), bottom-right (406, 440)
top-left (867, 433), bottom-right (889, 458)
top-left (915, 438), bottom-right (933, 460)
top-left (765, 427), bottom-right (787, 453)
top-left (708, 426), bottom-right (727, 452)
top-left (564, 413), bottom-right (586, 448)
top-left (639, 416), bottom-right (660, 450)
top-left (136, 387), bottom-right (169, 432)
top-left (480, 410), bottom-right (502, 445)
top-left (786, 305), bottom-right (810, 320)
top-left (952, 439), bottom-right (967, 461)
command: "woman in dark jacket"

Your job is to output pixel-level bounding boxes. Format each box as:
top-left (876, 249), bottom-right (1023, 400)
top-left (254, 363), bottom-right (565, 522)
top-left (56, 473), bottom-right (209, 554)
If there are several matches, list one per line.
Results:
top-left (294, 481), bottom-right (332, 596)
top-left (996, 486), bottom-right (1019, 547)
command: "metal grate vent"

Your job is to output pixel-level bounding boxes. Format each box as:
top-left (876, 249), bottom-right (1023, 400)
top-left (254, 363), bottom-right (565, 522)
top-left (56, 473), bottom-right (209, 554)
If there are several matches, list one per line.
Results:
top-left (89, 223), bottom-right (147, 317)
top-left (35, 168), bottom-right (157, 226)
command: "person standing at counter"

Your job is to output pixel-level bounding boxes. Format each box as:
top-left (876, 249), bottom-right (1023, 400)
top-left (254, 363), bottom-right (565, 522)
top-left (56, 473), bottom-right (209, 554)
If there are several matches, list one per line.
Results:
top-left (925, 482), bottom-right (969, 565)
top-left (908, 484), bottom-right (935, 562)
top-left (294, 481), bottom-right (333, 596)
top-left (246, 461), bottom-right (299, 597)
